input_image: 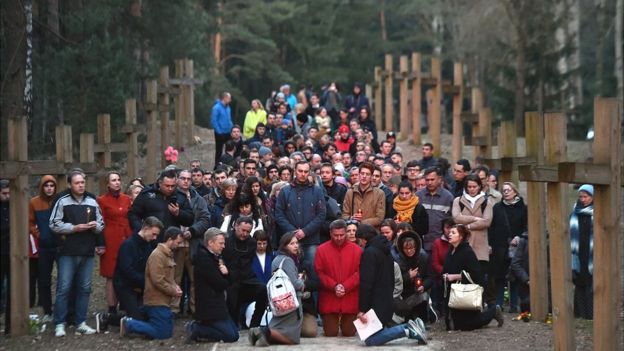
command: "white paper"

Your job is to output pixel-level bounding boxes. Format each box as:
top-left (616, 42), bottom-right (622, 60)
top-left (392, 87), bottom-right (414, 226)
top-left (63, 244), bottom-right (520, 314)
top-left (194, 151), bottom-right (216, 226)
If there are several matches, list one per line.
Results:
top-left (29, 234), bottom-right (37, 255)
top-left (353, 309), bottom-right (383, 341)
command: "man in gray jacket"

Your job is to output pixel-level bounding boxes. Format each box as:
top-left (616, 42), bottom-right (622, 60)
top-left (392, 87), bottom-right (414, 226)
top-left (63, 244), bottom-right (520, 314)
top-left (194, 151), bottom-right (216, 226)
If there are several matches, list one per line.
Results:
top-left (415, 167), bottom-right (454, 255)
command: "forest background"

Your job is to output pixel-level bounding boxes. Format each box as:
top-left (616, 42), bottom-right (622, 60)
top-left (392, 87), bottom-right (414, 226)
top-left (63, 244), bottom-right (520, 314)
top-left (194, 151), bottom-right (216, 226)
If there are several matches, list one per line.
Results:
top-left (1, 0), bottom-right (622, 157)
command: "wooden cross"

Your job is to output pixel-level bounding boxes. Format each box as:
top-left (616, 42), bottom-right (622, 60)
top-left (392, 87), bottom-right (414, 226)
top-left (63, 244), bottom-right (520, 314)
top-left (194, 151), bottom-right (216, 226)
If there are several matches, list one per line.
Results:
top-left (461, 87), bottom-right (492, 160)
top-left (1, 117), bottom-right (97, 336)
top-left (519, 98), bottom-right (622, 351)
top-left (171, 58), bottom-right (203, 150)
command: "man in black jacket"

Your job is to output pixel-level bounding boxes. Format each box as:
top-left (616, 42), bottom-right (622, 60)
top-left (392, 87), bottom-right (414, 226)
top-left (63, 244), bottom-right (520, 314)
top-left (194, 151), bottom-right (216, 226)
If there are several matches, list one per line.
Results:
top-left (355, 224), bottom-right (427, 346)
top-left (222, 217), bottom-right (267, 328)
top-left (99, 217), bottom-right (162, 331)
top-left (128, 169), bottom-right (194, 241)
top-left (186, 228), bottom-right (239, 343)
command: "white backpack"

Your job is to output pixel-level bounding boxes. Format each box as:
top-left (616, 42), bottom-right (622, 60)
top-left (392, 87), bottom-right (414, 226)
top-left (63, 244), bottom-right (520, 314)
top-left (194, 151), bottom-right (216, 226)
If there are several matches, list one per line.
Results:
top-left (266, 257), bottom-right (299, 316)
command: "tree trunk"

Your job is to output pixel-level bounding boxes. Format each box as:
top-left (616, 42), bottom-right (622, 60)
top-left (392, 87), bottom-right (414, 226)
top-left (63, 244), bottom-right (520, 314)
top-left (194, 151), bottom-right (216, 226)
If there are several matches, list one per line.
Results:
top-left (595, 0), bottom-right (606, 96)
top-left (615, 0), bottom-right (623, 110)
top-left (514, 33), bottom-right (526, 135)
top-left (379, 0), bottom-right (387, 43)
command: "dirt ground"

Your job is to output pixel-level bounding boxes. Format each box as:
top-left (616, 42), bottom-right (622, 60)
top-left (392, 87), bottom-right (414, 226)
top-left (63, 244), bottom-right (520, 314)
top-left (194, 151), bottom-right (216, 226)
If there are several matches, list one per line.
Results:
top-left (0, 130), bottom-right (617, 350)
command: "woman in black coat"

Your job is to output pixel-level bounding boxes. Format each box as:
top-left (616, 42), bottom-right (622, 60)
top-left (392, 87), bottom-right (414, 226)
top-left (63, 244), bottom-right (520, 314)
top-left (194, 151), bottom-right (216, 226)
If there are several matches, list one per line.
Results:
top-left (187, 228), bottom-right (239, 343)
top-left (442, 224), bottom-right (504, 331)
top-left (390, 181), bottom-right (429, 238)
top-left (394, 231), bottom-right (432, 322)
top-left (488, 181), bottom-right (527, 312)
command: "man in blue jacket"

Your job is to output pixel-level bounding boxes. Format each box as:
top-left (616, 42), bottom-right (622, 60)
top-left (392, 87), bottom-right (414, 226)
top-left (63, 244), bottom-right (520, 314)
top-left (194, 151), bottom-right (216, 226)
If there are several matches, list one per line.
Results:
top-left (275, 161), bottom-right (326, 269)
top-left (211, 92), bottom-right (233, 163)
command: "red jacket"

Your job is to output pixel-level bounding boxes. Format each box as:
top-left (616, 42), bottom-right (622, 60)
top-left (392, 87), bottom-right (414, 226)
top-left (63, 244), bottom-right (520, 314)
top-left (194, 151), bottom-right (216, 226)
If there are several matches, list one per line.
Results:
top-left (431, 237), bottom-right (450, 277)
top-left (334, 137), bottom-right (354, 153)
top-left (314, 239), bottom-right (362, 314)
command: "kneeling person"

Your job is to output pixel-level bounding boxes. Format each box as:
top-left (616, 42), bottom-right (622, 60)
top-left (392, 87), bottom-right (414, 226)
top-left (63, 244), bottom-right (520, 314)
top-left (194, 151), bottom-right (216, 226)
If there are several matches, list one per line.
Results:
top-left (120, 227), bottom-right (183, 339)
top-left (186, 228), bottom-right (239, 343)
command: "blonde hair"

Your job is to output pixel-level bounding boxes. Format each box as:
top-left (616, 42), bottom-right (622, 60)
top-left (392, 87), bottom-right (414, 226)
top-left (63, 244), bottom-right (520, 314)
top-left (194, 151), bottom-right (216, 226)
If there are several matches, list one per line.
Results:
top-left (270, 181), bottom-right (289, 198)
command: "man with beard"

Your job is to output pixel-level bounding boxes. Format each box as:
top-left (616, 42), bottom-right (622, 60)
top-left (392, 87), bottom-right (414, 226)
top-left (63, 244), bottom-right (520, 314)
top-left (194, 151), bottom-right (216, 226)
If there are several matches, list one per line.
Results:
top-left (335, 125), bottom-right (354, 153)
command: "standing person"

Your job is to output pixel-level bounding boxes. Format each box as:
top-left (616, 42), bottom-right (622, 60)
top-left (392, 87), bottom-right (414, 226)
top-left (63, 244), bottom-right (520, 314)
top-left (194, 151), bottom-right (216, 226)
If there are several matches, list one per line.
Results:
top-left (451, 174), bottom-right (493, 304)
top-left (344, 82), bottom-right (370, 119)
top-left (488, 181), bottom-right (527, 312)
top-left (50, 170), bottom-right (105, 337)
top-left (222, 217), bottom-right (268, 328)
top-left (186, 228), bottom-right (240, 343)
top-left (355, 224), bottom-right (427, 346)
top-left (191, 168), bottom-right (210, 197)
top-left (249, 232), bottom-right (305, 346)
top-left (107, 217), bottom-right (162, 329)
top-left (442, 225), bottom-right (503, 330)
top-left (211, 92), bottom-right (233, 162)
top-left (415, 167), bottom-right (454, 254)
top-left (275, 161), bottom-right (326, 268)
top-left (244, 99), bottom-right (268, 139)
top-left (120, 227), bottom-right (184, 339)
top-left (418, 143), bottom-right (438, 170)
top-left (342, 162), bottom-right (386, 228)
top-left (570, 184), bottom-right (594, 320)
top-left (28, 175), bottom-right (57, 322)
top-left (390, 181), bottom-right (429, 238)
top-left (96, 172), bottom-right (132, 324)
top-left (128, 169), bottom-right (194, 239)
top-left (321, 82), bottom-right (342, 123)
top-left (314, 219), bottom-right (362, 337)
top-left (0, 180), bottom-right (10, 334)
top-left (450, 159), bottom-right (471, 198)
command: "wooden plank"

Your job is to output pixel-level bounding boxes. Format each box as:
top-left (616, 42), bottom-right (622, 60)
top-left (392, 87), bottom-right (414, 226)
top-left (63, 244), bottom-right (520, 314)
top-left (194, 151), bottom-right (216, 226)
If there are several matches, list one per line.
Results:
top-left (374, 66), bottom-right (383, 131)
top-left (93, 143), bottom-right (128, 153)
top-left (384, 54), bottom-right (393, 132)
top-left (524, 111), bottom-right (549, 322)
top-left (557, 162), bottom-right (624, 186)
top-left (174, 59), bottom-right (184, 148)
top-left (411, 53), bottom-right (421, 145)
top-left (592, 98), bottom-right (622, 351)
top-left (430, 57), bottom-right (441, 156)
top-left (0, 161), bottom-right (98, 178)
top-left (460, 112), bottom-right (479, 123)
top-left (544, 113), bottom-right (575, 351)
top-left (399, 55), bottom-right (409, 140)
top-left (7, 117), bottom-right (29, 336)
top-left (464, 136), bottom-right (488, 146)
top-left (118, 124), bottom-right (147, 134)
top-left (470, 88), bottom-right (483, 158)
top-left (159, 67), bottom-right (170, 174)
top-left (79, 133), bottom-right (96, 193)
top-left (497, 120), bottom-right (518, 184)
top-left (147, 79), bottom-right (159, 183)
top-left (125, 99), bottom-right (139, 180)
top-left (451, 62), bottom-right (463, 162)
top-left (55, 125), bottom-right (73, 190)
top-left (477, 107), bottom-right (492, 159)
top-left (485, 156), bottom-right (536, 172)
top-left (183, 58), bottom-right (195, 146)
top-left (518, 165), bottom-right (558, 182)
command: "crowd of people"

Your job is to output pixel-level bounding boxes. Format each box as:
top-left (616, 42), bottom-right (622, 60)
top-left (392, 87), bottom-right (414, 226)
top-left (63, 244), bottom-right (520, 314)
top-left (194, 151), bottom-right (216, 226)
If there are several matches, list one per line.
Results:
top-left (0, 82), bottom-right (596, 345)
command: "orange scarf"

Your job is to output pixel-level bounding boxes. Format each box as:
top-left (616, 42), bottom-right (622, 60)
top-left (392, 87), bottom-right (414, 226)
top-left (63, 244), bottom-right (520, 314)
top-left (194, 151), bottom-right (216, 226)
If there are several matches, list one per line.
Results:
top-left (393, 194), bottom-right (419, 223)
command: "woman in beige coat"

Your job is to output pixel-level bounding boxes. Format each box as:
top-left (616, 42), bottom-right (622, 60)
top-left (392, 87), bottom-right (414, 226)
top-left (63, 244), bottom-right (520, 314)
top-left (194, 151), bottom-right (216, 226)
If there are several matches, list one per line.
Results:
top-left (451, 174), bottom-right (493, 276)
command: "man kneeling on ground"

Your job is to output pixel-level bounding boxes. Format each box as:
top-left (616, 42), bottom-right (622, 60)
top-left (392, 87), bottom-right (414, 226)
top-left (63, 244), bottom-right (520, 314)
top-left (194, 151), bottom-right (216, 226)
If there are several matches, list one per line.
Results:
top-left (120, 227), bottom-right (183, 339)
top-left (185, 228), bottom-right (240, 343)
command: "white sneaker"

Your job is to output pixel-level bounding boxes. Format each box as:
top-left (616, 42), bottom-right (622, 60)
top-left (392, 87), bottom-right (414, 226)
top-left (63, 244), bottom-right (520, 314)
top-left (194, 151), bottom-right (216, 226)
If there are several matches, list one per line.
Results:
top-left (75, 322), bottom-right (96, 335)
top-left (42, 314), bottom-right (54, 323)
top-left (55, 324), bottom-right (66, 337)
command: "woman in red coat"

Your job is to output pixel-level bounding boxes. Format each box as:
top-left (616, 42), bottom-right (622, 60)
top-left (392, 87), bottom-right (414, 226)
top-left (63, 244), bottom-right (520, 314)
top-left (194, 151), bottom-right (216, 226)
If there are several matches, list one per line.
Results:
top-left (97, 171), bottom-right (132, 315)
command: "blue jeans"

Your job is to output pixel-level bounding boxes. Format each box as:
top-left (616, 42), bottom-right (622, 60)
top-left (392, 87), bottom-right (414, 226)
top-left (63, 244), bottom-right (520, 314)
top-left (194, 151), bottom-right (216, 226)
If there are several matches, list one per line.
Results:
top-left (54, 255), bottom-right (94, 325)
top-left (364, 324), bottom-right (406, 346)
top-left (126, 306), bottom-right (173, 339)
top-left (189, 318), bottom-right (239, 342)
top-left (496, 280), bottom-right (519, 310)
top-left (301, 244), bottom-right (317, 272)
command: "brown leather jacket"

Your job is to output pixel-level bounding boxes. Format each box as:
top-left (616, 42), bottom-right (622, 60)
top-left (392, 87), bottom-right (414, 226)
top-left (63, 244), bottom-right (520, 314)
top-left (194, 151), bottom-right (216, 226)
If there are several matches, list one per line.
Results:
top-left (144, 243), bottom-right (178, 307)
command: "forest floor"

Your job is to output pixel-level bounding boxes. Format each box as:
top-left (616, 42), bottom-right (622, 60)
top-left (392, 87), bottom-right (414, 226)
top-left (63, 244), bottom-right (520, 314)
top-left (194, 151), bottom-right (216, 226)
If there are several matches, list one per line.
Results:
top-left (0, 128), bottom-right (617, 350)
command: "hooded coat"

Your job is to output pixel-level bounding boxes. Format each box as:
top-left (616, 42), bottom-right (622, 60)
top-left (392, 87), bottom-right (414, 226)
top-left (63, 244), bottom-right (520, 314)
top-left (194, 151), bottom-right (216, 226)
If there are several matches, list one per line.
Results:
top-left (359, 235), bottom-right (395, 326)
top-left (28, 175), bottom-right (58, 253)
top-left (395, 231), bottom-right (432, 298)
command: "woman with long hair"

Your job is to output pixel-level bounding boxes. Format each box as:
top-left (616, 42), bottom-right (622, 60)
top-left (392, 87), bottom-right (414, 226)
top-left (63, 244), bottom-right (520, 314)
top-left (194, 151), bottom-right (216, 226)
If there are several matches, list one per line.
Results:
top-left (244, 99), bottom-right (268, 139)
top-left (243, 176), bottom-right (270, 232)
top-left (97, 171), bottom-right (133, 318)
top-left (249, 232), bottom-right (305, 346)
top-left (391, 181), bottom-right (429, 238)
top-left (210, 178), bottom-right (238, 228)
top-left (442, 225), bottom-right (503, 330)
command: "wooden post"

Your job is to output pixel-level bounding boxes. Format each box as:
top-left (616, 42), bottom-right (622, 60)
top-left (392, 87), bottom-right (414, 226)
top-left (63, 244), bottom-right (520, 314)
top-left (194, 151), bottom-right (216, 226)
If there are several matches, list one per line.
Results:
top-left (159, 66), bottom-right (170, 173)
top-left (174, 59), bottom-right (185, 148)
top-left (451, 62), bottom-right (463, 162)
top-left (79, 133), bottom-right (96, 193)
top-left (7, 117), bottom-right (29, 336)
top-left (592, 98), bottom-right (622, 351)
top-left (125, 99), bottom-right (139, 180)
top-left (470, 88), bottom-right (483, 160)
top-left (544, 113), bottom-right (575, 351)
top-left (96, 114), bottom-right (112, 192)
top-left (478, 107), bottom-right (492, 159)
top-left (183, 59), bottom-right (195, 145)
top-left (497, 120), bottom-right (517, 184)
top-left (55, 125), bottom-right (73, 190)
top-left (399, 55), bottom-right (409, 140)
top-left (374, 66), bottom-right (383, 130)
top-left (146, 80), bottom-right (159, 183)
top-left (384, 54), bottom-right (393, 132)
top-left (525, 111), bottom-right (549, 322)
top-left (411, 53), bottom-right (421, 145)
top-left (430, 57), bottom-right (442, 157)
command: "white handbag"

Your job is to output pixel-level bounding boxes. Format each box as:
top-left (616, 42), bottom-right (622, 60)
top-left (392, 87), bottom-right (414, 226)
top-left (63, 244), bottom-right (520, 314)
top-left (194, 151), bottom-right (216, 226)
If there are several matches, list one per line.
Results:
top-left (447, 270), bottom-right (483, 311)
